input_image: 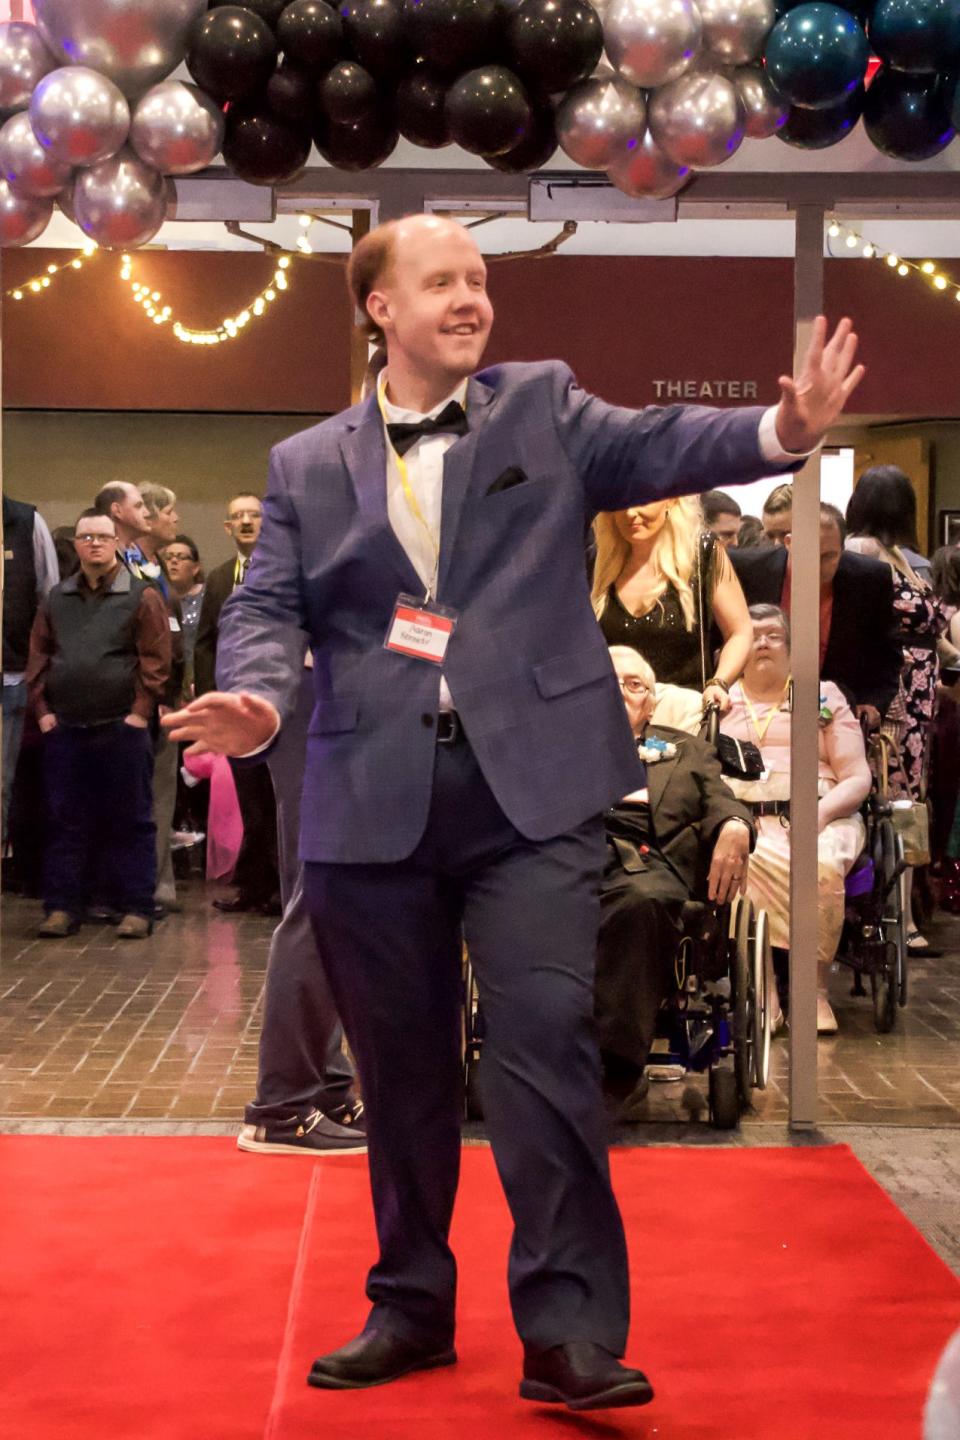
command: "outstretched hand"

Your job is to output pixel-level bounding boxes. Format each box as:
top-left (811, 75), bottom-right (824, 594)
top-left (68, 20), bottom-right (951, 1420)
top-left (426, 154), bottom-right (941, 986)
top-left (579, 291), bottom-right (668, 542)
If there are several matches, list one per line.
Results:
top-left (161, 691), bottom-right (280, 757)
top-left (775, 315), bottom-right (865, 454)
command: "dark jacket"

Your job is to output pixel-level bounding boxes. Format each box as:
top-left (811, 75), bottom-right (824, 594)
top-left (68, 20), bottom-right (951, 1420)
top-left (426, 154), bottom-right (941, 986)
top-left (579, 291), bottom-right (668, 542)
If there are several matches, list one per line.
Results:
top-left (730, 544), bottom-right (902, 715)
top-left (27, 566), bottom-right (171, 726)
top-left (2, 497), bottom-right (38, 673)
top-left (193, 556), bottom-right (238, 698)
top-left (606, 724), bottom-right (754, 896)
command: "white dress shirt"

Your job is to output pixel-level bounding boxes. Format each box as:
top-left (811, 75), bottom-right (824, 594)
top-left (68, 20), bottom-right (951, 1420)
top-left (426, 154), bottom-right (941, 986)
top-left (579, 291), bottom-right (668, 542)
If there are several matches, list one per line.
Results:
top-left (377, 369), bottom-right (469, 711)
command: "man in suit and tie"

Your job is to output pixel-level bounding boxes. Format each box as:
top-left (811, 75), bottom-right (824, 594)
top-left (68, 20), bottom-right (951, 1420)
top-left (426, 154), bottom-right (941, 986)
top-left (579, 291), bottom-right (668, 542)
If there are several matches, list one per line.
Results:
top-left (730, 498), bottom-right (902, 727)
top-left (194, 493), bottom-right (280, 914)
top-left (166, 214), bottom-right (863, 1411)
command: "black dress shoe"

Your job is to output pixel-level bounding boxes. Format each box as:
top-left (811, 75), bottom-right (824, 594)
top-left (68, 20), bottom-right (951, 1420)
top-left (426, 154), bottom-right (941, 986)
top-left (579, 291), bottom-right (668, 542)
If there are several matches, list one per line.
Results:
top-left (520, 1342), bottom-right (654, 1412)
top-left (212, 895), bottom-right (257, 913)
top-left (307, 1327), bottom-right (456, 1390)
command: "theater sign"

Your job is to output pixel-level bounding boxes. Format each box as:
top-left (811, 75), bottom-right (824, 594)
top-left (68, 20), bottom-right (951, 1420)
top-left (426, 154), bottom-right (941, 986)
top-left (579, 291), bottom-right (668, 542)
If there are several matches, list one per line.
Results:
top-left (652, 380), bottom-right (760, 401)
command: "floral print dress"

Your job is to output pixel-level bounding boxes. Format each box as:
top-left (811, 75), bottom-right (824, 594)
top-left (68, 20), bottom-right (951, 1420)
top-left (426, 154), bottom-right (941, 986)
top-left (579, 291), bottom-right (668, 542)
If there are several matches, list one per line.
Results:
top-left (884, 573), bottom-right (946, 801)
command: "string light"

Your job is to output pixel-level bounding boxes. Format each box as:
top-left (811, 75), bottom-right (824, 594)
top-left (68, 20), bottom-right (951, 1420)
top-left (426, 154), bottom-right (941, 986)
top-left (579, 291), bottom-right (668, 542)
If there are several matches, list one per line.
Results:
top-left (120, 251), bottom-right (295, 345)
top-left (826, 216), bottom-right (960, 308)
top-left (5, 239), bottom-right (99, 300)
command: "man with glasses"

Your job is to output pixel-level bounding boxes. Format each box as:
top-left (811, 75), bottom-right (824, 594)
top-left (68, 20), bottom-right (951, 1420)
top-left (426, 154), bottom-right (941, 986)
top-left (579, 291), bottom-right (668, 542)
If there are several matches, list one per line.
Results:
top-left (596, 647), bottom-right (753, 1121)
top-left (25, 509), bottom-right (171, 938)
top-left (194, 493), bottom-right (280, 915)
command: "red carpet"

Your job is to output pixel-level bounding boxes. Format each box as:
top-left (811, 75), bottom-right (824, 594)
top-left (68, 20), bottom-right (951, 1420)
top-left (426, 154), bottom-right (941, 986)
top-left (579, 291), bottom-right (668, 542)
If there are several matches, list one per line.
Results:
top-left (1, 1139), bottom-right (958, 1440)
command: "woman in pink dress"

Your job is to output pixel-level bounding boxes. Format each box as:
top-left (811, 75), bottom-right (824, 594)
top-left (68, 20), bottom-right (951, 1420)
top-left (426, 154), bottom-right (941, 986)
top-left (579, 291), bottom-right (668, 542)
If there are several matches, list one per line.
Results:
top-left (720, 604), bottom-right (872, 1034)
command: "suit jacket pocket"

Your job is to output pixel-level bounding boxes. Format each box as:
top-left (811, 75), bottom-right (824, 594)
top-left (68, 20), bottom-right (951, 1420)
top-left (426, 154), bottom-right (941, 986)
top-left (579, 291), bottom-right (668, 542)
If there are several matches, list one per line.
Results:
top-left (534, 647), bottom-right (614, 700)
top-left (308, 696), bottom-right (359, 735)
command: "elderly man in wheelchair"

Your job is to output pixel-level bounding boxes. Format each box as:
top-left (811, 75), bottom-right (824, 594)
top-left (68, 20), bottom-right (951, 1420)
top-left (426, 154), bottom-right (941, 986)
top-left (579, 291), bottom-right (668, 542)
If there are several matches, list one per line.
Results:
top-left (596, 647), bottom-right (756, 1123)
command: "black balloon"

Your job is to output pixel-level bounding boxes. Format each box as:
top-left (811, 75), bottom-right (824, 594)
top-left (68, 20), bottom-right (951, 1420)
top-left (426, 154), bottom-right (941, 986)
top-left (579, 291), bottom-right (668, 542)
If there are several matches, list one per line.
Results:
top-left (315, 110), bottom-right (399, 166)
top-left (209, 0), bottom-right (288, 26)
top-left (506, 0), bottom-right (602, 94)
top-left (402, 0), bottom-right (503, 76)
top-left (318, 59), bottom-right (379, 121)
top-left (265, 61), bottom-right (317, 123)
top-left (188, 7), bottom-right (279, 102)
top-left (277, 0), bottom-right (344, 73)
top-left (339, 0), bottom-right (410, 79)
top-left (485, 102), bottom-right (556, 169)
top-left (777, 85), bottom-right (863, 148)
top-left (445, 64), bottom-right (532, 155)
top-left (396, 65), bottom-right (452, 145)
top-left (863, 66), bottom-right (956, 160)
top-left (775, 0), bottom-right (872, 15)
top-left (223, 104), bottom-right (312, 182)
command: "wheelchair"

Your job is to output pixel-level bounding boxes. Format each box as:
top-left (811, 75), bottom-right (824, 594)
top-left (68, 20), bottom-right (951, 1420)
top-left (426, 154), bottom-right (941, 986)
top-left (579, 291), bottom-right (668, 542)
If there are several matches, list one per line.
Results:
top-left (462, 888), bottom-right (774, 1133)
top-left (833, 732), bottom-right (909, 1033)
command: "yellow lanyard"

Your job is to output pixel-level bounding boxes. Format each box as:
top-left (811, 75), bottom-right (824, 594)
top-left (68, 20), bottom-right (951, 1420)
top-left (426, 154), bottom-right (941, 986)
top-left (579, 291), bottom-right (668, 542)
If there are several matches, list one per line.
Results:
top-left (742, 677), bottom-right (791, 747)
top-left (377, 381), bottom-right (441, 601)
top-left (233, 554), bottom-right (248, 587)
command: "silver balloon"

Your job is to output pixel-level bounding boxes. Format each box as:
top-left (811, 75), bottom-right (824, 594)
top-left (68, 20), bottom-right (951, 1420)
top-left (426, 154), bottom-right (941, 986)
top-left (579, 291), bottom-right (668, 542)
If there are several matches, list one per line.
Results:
top-left (73, 146), bottom-right (167, 249)
top-left (0, 22), bottom-right (57, 117)
top-left (733, 64), bottom-right (789, 138)
top-left (30, 66), bottom-right (130, 167)
top-left (698, 0), bottom-right (775, 66)
top-left (33, 0), bottom-right (208, 100)
top-left (0, 175), bottom-right (53, 246)
top-left (648, 65), bottom-right (746, 168)
top-left (130, 80), bottom-right (224, 176)
top-left (605, 0), bottom-right (702, 90)
top-left (0, 111), bottom-right (72, 197)
top-left (606, 127), bottom-right (691, 198)
top-left (556, 76), bottom-right (646, 169)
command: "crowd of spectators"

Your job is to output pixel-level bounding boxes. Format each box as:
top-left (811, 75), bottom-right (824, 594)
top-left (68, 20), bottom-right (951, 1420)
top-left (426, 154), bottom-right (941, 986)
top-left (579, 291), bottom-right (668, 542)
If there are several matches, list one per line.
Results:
top-left (4, 463), bottom-right (957, 1087)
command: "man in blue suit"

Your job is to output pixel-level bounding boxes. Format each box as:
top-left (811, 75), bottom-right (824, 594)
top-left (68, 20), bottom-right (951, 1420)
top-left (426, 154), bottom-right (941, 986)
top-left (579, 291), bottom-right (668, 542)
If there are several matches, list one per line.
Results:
top-left (166, 215), bottom-right (863, 1411)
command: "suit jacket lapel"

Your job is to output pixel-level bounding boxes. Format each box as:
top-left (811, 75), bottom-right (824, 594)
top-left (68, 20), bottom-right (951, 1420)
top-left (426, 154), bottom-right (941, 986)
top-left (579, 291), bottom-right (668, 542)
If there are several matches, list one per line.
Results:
top-left (436, 376), bottom-right (495, 598)
top-left (646, 732), bottom-right (684, 820)
top-left (340, 395), bottom-right (423, 596)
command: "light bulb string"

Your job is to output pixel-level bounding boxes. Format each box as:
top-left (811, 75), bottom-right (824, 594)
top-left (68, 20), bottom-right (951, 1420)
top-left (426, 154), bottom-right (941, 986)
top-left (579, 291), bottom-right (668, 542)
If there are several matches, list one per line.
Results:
top-left (826, 215), bottom-right (960, 303)
top-left (6, 241), bottom-right (100, 300)
top-left (119, 251), bottom-right (295, 345)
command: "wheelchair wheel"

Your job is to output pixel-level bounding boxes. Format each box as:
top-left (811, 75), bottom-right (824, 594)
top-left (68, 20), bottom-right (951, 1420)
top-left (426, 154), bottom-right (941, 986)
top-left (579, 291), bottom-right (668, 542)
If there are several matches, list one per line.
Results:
top-left (730, 895), bottom-right (754, 1109)
top-left (709, 1057), bottom-right (740, 1130)
top-left (751, 908), bottom-right (772, 1091)
top-left (873, 820), bottom-right (906, 1031)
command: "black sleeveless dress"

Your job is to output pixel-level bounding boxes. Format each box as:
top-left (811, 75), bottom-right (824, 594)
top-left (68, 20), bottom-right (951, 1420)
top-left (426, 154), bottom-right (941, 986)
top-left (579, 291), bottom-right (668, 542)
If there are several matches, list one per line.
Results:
top-left (599, 583), bottom-right (704, 689)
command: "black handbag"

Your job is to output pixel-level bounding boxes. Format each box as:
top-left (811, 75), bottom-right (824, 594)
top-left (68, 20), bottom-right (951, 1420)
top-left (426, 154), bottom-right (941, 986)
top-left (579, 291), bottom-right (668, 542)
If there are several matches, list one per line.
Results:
top-left (715, 732), bottom-right (766, 781)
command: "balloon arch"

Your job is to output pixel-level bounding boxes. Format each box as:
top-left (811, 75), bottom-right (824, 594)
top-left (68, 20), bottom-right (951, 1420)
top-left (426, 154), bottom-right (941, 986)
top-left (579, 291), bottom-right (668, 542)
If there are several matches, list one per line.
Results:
top-left (0, 0), bottom-right (958, 248)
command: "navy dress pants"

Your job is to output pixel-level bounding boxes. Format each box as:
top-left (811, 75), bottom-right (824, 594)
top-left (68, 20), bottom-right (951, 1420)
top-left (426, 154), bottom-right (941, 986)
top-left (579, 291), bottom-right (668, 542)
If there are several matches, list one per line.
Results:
top-left (43, 720), bottom-right (156, 919)
top-left (304, 731), bottom-right (630, 1354)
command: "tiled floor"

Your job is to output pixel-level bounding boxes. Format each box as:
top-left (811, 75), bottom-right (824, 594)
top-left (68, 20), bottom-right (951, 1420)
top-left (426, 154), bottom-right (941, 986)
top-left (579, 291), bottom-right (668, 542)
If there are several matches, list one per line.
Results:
top-left (2, 881), bottom-right (959, 1126)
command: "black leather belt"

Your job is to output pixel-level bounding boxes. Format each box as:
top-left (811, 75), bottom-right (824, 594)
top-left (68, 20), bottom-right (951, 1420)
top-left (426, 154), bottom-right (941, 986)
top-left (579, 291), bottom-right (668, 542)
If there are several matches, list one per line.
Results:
top-left (436, 711), bottom-right (463, 744)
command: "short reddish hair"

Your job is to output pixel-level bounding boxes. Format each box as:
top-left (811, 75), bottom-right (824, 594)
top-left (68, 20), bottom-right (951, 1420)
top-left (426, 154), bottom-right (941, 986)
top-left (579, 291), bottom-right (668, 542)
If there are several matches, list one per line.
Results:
top-left (346, 220), bottom-right (402, 349)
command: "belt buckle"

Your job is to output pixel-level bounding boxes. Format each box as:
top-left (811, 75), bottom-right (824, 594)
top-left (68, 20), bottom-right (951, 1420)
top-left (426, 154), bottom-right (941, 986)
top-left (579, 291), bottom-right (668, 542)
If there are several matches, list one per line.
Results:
top-left (438, 711), bottom-right (459, 744)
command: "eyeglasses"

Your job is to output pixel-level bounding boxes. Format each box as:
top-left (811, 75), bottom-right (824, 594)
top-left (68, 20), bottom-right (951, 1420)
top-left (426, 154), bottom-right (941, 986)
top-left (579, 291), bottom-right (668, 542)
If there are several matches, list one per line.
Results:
top-left (228, 510), bottom-right (261, 522)
top-left (753, 630), bottom-right (788, 646)
top-left (618, 677), bottom-right (652, 695)
top-left (76, 534), bottom-right (116, 545)
top-left (162, 551), bottom-right (195, 563)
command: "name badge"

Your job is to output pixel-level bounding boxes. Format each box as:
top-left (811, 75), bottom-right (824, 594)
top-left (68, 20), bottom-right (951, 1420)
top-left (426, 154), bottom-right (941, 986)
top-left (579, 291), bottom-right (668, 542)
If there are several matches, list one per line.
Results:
top-left (384, 593), bottom-right (458, 665)
top-left (168, 616), bottom-right (181, 633)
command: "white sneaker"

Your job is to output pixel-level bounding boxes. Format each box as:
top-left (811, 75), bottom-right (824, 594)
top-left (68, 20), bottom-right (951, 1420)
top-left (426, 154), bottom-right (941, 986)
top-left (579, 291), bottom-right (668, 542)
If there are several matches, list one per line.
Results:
top-left (817, 991), bottom-right (838, 1035)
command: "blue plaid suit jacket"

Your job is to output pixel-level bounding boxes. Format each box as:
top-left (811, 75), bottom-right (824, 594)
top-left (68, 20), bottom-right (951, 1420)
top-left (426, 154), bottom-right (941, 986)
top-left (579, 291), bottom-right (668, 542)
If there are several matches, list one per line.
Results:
top-left (217, 361), bottom-right (793, 863)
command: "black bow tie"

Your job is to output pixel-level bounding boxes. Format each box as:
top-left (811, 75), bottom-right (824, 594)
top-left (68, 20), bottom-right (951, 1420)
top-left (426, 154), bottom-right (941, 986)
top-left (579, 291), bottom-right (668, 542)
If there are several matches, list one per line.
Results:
top-left (387, 401), bottom-right (468, 457)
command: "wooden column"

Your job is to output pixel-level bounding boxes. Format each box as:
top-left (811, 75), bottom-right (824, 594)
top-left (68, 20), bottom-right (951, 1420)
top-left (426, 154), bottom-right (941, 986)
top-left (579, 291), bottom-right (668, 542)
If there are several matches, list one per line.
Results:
top-left (349, 207), bottom-right (371, 406)
top-left (788, 204), bottom-right (824, 1130)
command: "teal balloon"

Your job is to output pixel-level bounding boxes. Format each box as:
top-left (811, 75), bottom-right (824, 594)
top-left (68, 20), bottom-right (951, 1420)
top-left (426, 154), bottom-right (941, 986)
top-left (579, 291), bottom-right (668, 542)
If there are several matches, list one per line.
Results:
top-left (765, 3), bottom-right (868, 110)
top-left (869, 0), bottom-right (960, 76)
top-left (864, 66), bottom-right (956, 160)
top-left (777, 81), bottom-right (862, 146)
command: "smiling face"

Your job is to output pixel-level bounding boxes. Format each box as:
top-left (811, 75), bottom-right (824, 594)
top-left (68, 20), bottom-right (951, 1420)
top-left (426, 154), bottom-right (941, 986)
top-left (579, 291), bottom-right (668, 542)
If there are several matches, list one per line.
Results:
top-left (613, 500), bottom-right (673, 549)
top-left (365, 217), bottom-right (494, 395)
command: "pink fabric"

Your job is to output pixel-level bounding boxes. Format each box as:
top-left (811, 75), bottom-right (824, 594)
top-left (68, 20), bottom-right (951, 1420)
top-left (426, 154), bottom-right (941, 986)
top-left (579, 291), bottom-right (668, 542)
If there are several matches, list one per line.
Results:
top-left (182, 752), bottom-right (243, 881)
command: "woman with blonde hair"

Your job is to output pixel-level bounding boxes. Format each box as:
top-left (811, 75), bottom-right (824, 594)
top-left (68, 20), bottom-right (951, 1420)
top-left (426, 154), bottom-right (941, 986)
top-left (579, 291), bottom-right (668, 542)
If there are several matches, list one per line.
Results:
top-left (593, 494), bottom-right (753, 712)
